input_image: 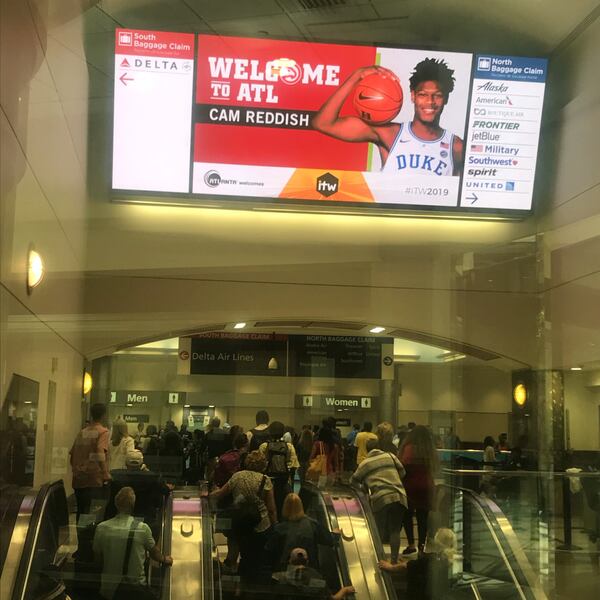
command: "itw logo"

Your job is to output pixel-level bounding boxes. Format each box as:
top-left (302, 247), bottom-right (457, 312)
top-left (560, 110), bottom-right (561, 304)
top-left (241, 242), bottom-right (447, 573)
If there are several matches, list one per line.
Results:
top-left (316, 172), bottom-right (339, 197)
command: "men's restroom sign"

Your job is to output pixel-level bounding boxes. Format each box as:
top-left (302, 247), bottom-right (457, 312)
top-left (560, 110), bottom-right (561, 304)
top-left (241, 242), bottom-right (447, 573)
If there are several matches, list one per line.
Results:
top-left (302, 395), bottom-right (313, 407)
top-left (168, 393), bottom-right (179, 404)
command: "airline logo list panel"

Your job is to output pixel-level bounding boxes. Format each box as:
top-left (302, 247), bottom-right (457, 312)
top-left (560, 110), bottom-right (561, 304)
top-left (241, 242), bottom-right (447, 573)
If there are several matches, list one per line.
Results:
top-left (460, 55), bottom-right (547, 210)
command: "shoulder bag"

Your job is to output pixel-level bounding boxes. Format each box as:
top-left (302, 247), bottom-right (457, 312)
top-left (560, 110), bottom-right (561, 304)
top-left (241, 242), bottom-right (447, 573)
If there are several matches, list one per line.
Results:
top-left (306, 443), bottom-right (328, 483)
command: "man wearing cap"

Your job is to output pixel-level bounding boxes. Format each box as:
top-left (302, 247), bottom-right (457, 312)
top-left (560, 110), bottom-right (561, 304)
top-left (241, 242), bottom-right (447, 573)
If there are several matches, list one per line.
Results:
top-left (105, 449), bottom-right (172, 539)
top-left (273, 547), bottom-right (355, 600)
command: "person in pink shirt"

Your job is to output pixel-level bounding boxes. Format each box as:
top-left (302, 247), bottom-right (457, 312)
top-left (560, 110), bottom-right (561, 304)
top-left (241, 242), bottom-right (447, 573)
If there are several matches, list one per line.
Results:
top-left (70, 403), bottom-right (110, 522)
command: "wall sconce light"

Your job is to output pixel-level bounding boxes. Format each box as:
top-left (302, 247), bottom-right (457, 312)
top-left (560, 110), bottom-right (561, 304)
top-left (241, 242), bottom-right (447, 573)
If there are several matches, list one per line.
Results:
top-left (27, 246), bottom-right (44, 294)
top-left (513, 383), bottom-right (527, 407)
top-left (268, 357), bottom-right (278, 370)
top-left (83, 371), bottom-right (93, 395)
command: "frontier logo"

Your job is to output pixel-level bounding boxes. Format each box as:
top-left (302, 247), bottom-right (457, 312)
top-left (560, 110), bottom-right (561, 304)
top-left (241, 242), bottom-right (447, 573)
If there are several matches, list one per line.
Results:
top-left (316, 172), bottom-right (339, 197)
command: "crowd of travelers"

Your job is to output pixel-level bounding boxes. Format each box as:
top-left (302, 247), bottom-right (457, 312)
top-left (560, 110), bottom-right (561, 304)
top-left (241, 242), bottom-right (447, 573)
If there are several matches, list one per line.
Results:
top-left (68, 403), bottom-right (520, 599)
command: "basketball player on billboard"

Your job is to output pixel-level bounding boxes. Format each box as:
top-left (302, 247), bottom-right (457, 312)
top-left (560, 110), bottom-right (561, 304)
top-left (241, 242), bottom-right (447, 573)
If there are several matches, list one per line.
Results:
top-left (312, 58), bottom-right (463, 176)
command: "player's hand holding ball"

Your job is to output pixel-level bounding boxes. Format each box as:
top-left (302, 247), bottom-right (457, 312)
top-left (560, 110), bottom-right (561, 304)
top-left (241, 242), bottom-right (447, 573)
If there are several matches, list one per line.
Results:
top-left (352, 65), bottom-right (403, 125)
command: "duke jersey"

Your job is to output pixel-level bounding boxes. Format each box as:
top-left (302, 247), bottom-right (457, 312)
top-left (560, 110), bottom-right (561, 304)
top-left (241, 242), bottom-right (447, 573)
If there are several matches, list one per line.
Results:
top-left (382, 123), bottom-right (455, 176)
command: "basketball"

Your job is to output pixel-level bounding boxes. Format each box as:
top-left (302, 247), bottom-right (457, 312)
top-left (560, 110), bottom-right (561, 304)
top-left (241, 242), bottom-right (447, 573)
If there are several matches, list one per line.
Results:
top-left (353, 72), bottom-right (403, 124)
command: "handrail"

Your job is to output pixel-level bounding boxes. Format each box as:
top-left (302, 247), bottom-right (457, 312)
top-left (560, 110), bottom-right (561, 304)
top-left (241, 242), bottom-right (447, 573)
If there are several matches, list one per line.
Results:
top-left (338, 483), bottom-right (397, 600)
top-left (464, 487), bottom-right (548, 600)
top-left (443, 468), bottom-right (600, 477)
top-left (446, 483), bottom-right (548, 600)
top-left (158, 493), bottom-right (173, 600)
top-left (317, 487), bottom-right (355, 591)
top-left (200, 496), bottom-right (215, 600)
top-left (11, 479), bottom-right (66, 600)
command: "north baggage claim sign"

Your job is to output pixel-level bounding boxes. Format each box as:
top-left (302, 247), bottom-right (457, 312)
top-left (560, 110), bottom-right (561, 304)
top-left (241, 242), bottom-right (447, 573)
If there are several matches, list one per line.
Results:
top-left (178, 333), bottom-right (394, 379)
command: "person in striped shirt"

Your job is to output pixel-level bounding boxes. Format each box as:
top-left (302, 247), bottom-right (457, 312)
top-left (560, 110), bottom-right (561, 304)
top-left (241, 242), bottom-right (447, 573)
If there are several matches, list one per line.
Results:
top-left (350, 436), bottom-right (408, 563)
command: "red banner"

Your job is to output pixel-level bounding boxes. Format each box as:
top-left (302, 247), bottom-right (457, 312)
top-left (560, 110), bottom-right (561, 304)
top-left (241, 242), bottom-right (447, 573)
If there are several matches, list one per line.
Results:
top-left (194, 35), bottom-right (376, 170)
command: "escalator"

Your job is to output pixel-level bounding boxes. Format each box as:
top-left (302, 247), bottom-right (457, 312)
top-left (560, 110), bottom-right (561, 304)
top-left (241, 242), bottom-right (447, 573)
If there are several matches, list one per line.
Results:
top-left (0, 480), bottom-right (217, 600)
top-left (301, 481), bottom-right (548, 600)
top-left (1, 478), bottom-right (546, 600)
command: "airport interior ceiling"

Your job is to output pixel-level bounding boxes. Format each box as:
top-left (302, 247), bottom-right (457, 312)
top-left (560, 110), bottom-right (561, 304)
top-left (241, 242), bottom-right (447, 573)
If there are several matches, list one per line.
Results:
top-left (1, 0), bottom-right (599, 372)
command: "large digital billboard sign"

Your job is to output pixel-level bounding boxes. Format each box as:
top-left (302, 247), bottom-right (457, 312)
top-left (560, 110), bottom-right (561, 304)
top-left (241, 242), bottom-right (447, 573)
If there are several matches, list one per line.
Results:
top-left (112, 30), bottom-right (547, 214)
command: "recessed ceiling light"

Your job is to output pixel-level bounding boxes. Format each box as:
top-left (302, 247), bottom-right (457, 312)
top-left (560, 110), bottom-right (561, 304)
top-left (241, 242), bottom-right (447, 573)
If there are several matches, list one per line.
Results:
top-left (208, 404), bottom-right (215, 408)
top-left (184, 404), bottom-right (190, 408)
top-left (570, 367), bottom-right (582, 371)
top-left (369, 326), bottom-right (385, 334)
top-left (234, 322), bottom-right (246, 329)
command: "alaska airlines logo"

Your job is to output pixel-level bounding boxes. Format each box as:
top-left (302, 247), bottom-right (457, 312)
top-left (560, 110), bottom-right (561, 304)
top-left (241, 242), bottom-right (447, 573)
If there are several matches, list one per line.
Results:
top-left (477, 81), bottom-right (509, 93)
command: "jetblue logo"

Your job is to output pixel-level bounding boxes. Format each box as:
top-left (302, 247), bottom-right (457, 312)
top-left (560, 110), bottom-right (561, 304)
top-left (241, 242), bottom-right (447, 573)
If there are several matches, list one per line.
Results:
top-left (316, 172), bottom-right (339, 197)
top-left (478, 57), bottom-right (491, 71)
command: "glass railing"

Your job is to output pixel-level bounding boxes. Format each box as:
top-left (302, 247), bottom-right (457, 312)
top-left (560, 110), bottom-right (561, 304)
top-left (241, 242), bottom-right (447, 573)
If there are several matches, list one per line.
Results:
top-left (440, 464), bottom-right (600, 600)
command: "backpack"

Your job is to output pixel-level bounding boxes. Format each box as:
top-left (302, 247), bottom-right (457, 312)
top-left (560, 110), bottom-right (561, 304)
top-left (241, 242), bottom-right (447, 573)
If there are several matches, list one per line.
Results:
top-left (214, 450), bottom-right (241, 487)
top-left (249, 427), bottom-right (271, 451)
top-left (266, 440), bottom-right (290, 476)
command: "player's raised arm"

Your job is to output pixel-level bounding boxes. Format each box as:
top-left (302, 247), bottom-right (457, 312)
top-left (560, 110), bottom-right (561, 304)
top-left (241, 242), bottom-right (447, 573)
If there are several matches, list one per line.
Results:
top-left (312, 66), bottom-right (394, 144)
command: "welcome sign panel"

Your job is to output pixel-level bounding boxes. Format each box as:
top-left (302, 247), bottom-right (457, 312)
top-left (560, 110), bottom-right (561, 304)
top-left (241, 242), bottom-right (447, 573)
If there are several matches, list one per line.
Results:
top-left (112, 30), bottom-right (547, 213)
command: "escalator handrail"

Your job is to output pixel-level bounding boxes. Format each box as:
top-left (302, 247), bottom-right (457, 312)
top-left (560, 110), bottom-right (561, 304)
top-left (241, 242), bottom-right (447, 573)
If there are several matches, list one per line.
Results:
top-left (201, 496), bottom-right (216, 600)
top-left (158, 493), bottom-right (173, 600)
top-left (336, 483), bottom-right (398, 600)
top-left (11, 479), bottom-right (66, 600)
top-left (312, 484), bottom-right (355, 591)
top-left (444, 483), bottom-right (547, 600)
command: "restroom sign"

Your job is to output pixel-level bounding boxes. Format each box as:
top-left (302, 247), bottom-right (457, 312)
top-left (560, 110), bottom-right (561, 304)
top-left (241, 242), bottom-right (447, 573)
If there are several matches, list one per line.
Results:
top-left (168, 392), bottom-right (179, 404)
top-left (360, 397), bottom-right (372, 408)
top-left (302, 395), bottom-right (313, 407)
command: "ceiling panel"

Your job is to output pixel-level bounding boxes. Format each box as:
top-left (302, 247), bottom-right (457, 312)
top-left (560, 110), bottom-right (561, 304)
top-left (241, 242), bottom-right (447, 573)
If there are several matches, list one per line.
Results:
top-left (183, 0), bottom-right (283, 21)
top-left (204, 13), bottom-right (302, 38)
top-left (97, 0), bottom-right (207, 28)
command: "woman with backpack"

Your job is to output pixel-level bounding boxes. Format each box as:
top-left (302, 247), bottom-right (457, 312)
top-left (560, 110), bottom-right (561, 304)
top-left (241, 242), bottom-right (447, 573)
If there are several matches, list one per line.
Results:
top-left (210, 450), bottom-right (277, 585)
top-left (258, 421), bottom-right (299, 519)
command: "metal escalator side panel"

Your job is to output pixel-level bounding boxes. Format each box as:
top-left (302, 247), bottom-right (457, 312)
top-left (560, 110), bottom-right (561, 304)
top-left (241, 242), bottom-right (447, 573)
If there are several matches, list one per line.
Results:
top-left (156, 494), bottom-right (173, 599)
top-left (0, 494), bottom-right (36, 600)
top-left (467, 492), bottom-right (548, 600)
top-left (169, 491), bottom-right (204, 600)
top-left (9, 480), bottom-right (67, 600)
top-left (318, 489), bottom-right (353, 590)
top-left (200, 497), bottom-right (216, 600)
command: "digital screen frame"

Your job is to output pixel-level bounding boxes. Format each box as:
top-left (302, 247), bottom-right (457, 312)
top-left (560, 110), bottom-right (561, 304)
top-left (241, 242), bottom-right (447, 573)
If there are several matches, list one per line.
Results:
top-left (111, 29), bottom-right (548, 217)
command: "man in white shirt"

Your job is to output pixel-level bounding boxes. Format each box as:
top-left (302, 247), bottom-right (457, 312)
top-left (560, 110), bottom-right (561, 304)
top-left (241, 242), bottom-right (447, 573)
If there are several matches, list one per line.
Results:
top-left (93, 486), bottom-right (172, 599)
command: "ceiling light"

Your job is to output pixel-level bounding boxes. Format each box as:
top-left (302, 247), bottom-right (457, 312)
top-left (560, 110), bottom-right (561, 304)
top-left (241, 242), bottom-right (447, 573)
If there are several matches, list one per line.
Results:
top-left (24, 401), bottom-right (32, 404)
top-left (184, 404), bottom-right (190, 408)
top-left (208, 404), bottom-right (215, 408)
top-left (233, 322), bottom-right (246, 329)
top-left (82, 371), bottom-right (93, 395)
top-left (27, 247), bottom-right (44, 293)
top-left (393, 354), bottom-right (421, 363)
top-left (439, 353), bottom-right (466, 363)
top-left (127, 403), bottom-right (133, 407)
top-left (369, 326), bottom-right (386, 334)
top-left (570, 367), bottom-right (582, 371)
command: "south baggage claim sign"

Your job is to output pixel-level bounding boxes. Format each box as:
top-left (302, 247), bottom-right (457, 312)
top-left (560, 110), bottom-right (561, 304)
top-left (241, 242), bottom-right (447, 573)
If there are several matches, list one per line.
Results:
top-left (178, 333), bottom-right (394, 380)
